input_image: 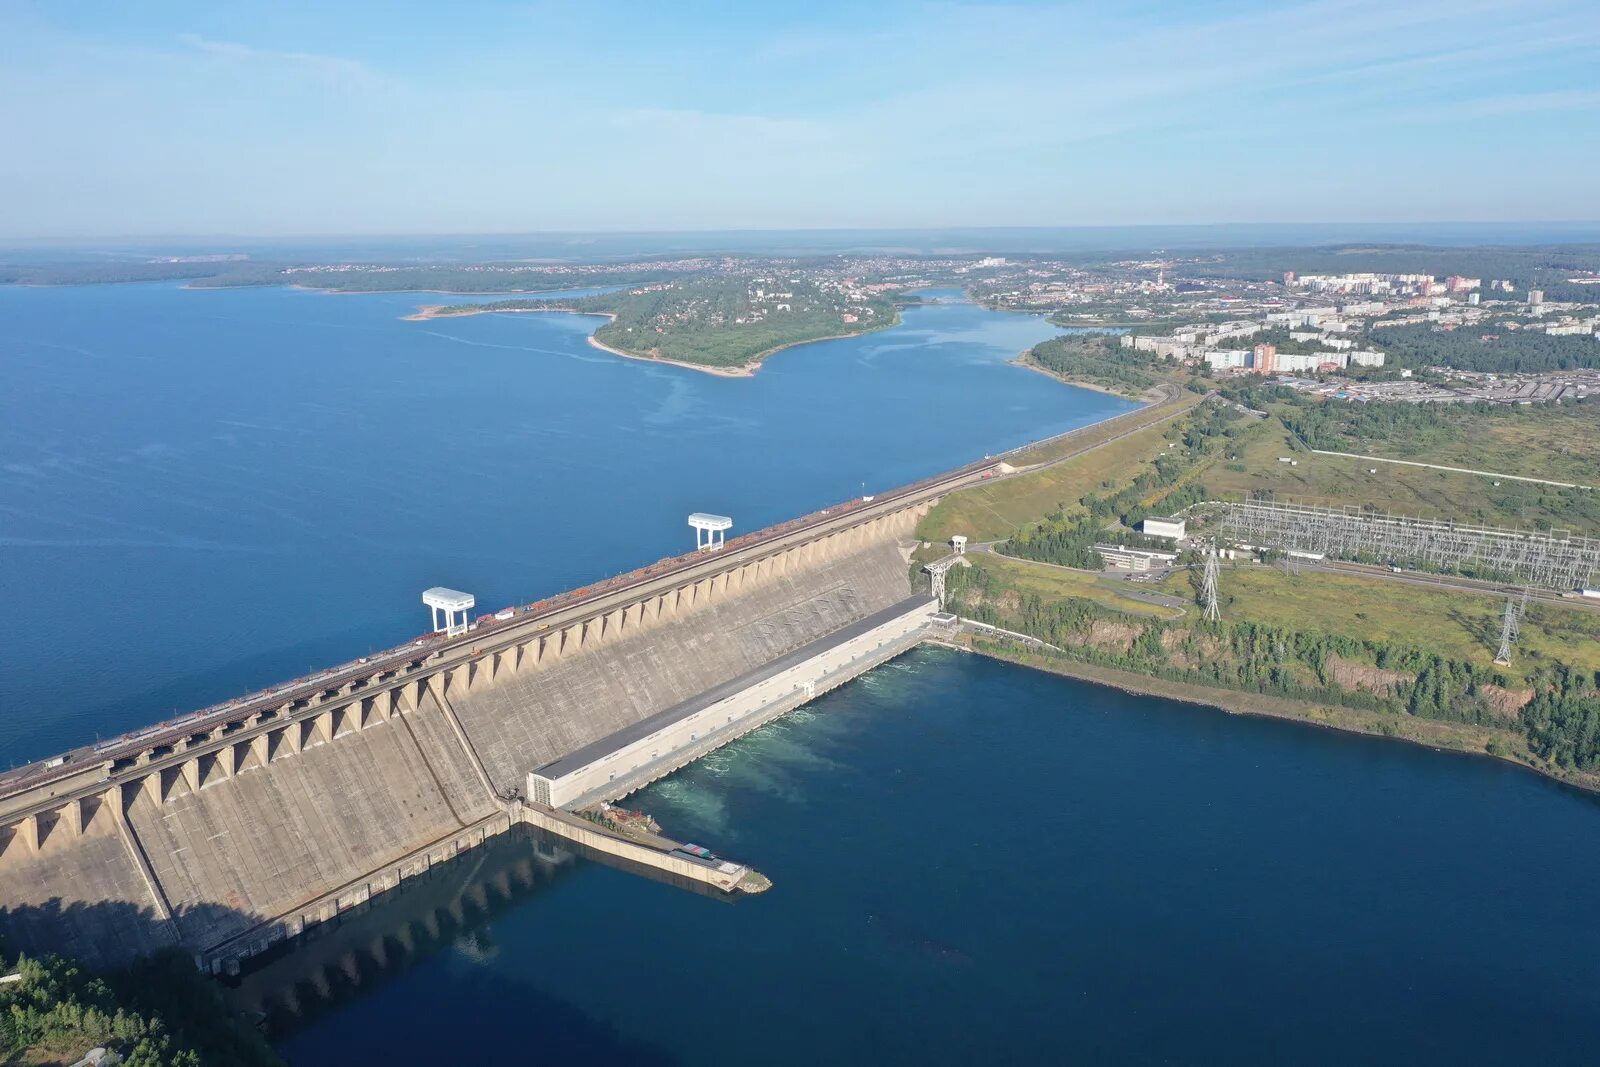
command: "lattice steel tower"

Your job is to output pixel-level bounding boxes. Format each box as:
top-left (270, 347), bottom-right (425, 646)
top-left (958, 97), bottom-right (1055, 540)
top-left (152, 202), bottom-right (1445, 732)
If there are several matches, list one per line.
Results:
top-left (1200, 543), bottom-right (1222, 623)
top-left (1494, 587), bottom-right (1530, 666)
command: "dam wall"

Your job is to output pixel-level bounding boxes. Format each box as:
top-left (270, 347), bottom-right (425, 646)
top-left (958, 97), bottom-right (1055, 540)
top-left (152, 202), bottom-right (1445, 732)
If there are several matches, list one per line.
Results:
top-left (128, 686), bottom-right (501, 953)
top-left (0, 499), bottom-right (930, 969)
top-left (529, 596), bottom-right (939, 808)
top-left (448, 538), bottom-right (919, 794)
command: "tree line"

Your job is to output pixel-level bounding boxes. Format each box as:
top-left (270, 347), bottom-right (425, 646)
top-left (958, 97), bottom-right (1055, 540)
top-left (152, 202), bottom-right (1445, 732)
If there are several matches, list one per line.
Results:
top-left (999, 402), bottom-right (1245, 568)
top-left (1028, 335), bottom-right (1158, 394)
top-left (1371, 322), bottom-right (1600, 373)
top-left (944, 565), bottom-right (1522, 735)
top-left (0, 948), bottom-right (283, 1066)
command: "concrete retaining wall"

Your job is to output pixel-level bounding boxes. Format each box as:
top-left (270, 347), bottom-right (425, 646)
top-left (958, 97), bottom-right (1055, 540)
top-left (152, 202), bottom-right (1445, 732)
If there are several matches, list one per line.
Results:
top-left (520, 807), bottom-right (750, 893)
top-left (0, 797), bottom-right (179, 965)
top-left (448, 539), bottom-right (917, 794)
top-left (531, 597), bottom-right (937, 808)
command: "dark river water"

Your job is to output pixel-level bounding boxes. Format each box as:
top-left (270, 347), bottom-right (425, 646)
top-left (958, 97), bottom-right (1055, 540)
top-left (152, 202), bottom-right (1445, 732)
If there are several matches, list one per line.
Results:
top-left (3, 284), bottom-right (1598, 1064)
top-left (271, 648), bottom-right (1600, 1066)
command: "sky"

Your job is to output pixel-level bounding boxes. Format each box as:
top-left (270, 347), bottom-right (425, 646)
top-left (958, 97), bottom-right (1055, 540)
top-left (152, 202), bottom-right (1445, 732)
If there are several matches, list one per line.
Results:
top-left (1, 0), bottom-right (1597, 239)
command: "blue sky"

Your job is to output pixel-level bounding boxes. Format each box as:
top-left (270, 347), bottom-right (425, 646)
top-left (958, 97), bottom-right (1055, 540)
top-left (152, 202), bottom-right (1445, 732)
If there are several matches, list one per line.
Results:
top-left (2, 0), bottom-right (1597, 238)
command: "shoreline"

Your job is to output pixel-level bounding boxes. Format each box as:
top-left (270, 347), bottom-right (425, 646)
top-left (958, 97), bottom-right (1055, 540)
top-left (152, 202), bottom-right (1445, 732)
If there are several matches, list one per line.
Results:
top-left (1010, 351), bottom-right (1169, 404)
top-left (403, 302), bottom-right (903, 379)
top-left (949, 636), bottom-right (1600, 799)
top-left (403, 302), bottom-right (583, 322)
top-left (586, 324), bottom-right (758, 378)
top-left (405, 304), bottom-right (757, 378)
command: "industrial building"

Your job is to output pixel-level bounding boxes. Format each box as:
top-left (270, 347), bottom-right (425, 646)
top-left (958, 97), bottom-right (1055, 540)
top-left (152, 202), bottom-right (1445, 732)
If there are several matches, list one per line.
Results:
top-left (1141, 516), bottom-right (1187, 541)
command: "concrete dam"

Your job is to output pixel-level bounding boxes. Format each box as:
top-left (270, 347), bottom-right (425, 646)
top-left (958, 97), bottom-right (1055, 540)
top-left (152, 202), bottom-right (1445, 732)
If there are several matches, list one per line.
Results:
top-left (0, 395), bottom-right (1189, 974)
top-left (0, 486), bottom-right (950, 972)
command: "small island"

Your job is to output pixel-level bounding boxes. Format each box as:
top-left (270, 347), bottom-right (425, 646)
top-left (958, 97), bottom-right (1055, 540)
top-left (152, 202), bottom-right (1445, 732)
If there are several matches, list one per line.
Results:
top-left (410, 275), bottom-right (906, 375)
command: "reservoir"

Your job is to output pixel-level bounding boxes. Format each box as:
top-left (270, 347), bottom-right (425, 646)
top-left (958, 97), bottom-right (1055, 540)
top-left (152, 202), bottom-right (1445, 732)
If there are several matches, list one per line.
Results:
top-left (0, 283), bottom-right (1111, 762)
top-left (4, 283), bottom-right (1599, 1063)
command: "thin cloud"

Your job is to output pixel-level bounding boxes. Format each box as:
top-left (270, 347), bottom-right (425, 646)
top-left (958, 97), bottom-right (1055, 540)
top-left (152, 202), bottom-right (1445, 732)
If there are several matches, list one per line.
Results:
top-left (177, 33), bottom-right (375, 84)
top-left (1445, 89), bottom-right (1600, 118)
top-left (613, 107), bottom-right (832, 146)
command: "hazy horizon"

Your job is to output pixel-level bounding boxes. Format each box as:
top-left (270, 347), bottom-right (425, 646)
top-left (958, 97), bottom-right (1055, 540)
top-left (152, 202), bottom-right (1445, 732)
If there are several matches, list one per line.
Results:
top-left (7, 220), bottom-right (1600, 266)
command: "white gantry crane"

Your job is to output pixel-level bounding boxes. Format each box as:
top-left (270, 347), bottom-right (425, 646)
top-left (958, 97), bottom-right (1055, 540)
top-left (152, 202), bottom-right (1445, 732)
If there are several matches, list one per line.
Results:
top-left (923, 534), bottom-right (971, 609)
top-left (422, 587), bottom-right (475, 637)
top-left (689, 512), bottom-right (733, 551)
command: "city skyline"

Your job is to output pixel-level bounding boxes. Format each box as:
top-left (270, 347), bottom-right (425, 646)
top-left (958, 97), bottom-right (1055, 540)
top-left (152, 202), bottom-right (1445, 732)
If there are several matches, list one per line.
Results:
top-left (2, 0), bottom-right (1598, 238)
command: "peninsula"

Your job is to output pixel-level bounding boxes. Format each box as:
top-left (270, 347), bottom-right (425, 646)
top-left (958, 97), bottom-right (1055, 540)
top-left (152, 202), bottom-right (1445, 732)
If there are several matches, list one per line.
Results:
top-left (411, 274), bottom-right (905, 374)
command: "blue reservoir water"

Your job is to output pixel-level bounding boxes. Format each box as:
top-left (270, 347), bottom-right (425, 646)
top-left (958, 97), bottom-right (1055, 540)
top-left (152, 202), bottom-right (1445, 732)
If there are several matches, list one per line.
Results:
top-left (0, 283), bottom-right (1114, 764)
top-left (6, 281), bottom-right (1600, 1065)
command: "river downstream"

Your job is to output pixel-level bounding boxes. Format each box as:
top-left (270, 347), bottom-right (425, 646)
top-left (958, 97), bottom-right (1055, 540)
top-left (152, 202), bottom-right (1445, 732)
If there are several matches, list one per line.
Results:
top-left (275, 646), bottom-right (1600, 1066)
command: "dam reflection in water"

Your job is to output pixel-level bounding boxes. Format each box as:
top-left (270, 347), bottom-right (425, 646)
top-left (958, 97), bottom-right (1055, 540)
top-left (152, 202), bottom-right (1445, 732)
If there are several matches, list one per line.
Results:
top-left (229, 828), bottom-right (577, 1036)
top-left (233, 825), bottom-right (742, 1040)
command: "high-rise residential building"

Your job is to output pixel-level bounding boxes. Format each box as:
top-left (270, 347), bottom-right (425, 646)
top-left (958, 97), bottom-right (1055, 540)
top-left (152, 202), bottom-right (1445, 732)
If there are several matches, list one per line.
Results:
top-left (1252, 342), bottom-right (1278, 374)
top-left (1528, 289), bottom-right (1545, 305)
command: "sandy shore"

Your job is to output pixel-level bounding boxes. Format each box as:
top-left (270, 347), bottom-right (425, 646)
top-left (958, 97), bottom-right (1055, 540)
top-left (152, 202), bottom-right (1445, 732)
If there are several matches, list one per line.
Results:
top-left (404, 304), bottom-right (757, 377)
top-left (402, 302), bottom-right (584, 322)
top-left (586, 332), bottom-right (756, 378)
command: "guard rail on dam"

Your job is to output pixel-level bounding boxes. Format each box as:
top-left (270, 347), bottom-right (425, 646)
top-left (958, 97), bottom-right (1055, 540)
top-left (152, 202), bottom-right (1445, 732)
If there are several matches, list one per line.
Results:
top-left (0, 390), bottom-right (1198, 970)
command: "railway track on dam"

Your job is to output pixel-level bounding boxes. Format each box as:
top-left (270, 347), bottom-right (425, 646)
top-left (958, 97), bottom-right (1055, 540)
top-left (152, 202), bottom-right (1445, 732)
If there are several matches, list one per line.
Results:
top-left (0, 384), bottom-right (1200, 814)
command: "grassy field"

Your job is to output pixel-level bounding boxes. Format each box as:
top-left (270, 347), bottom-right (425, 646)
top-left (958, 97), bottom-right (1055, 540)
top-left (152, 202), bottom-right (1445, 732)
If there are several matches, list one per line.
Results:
top-left (1199, 415), bottom-right (1600, 534)
top-left (921, 388), bottom-right (1600, 792)
top-left (918, 411), bottom-right (1188, 543)
top-left (969, 553), bottom-right (1184, 619)
top-left (1299, 403), bottom-right (1600, 486)
top-left (1015, 387), bottom-right (1198, 465)
top-left (1157, 565), bottom-right (1600, 676)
